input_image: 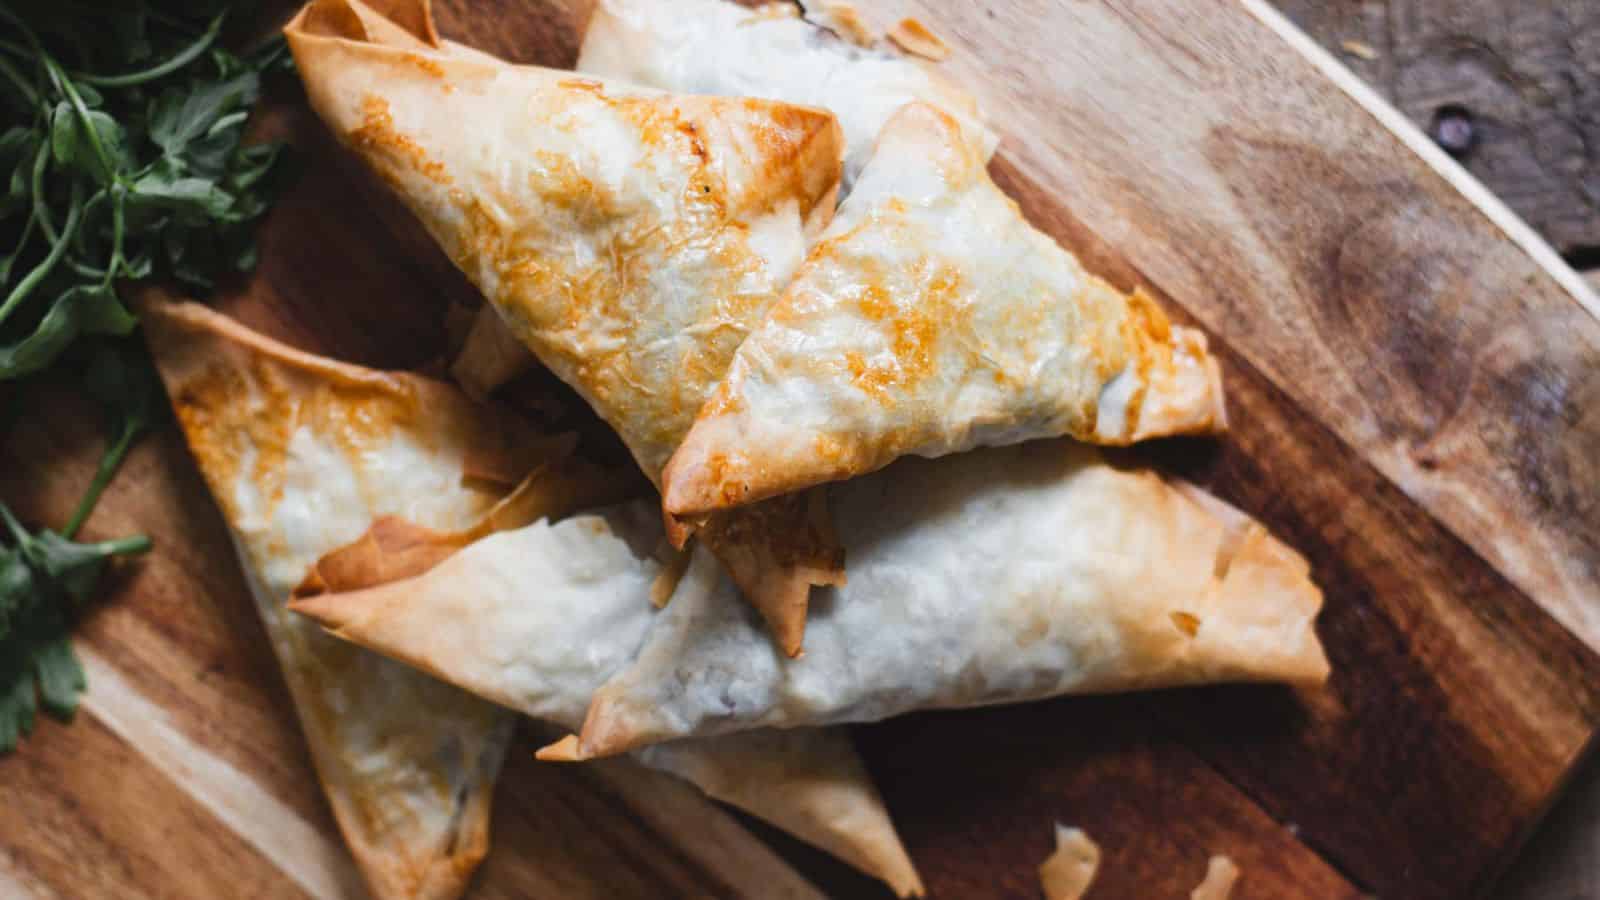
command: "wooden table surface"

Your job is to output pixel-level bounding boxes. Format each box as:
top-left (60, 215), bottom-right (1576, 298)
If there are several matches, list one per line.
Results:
top-left (1278, 0), bottom-right (1600, 258)
top-left (2, 2), bottom-right (1598, 898)
top-left (1278, 6), bottom-right (1600, 896)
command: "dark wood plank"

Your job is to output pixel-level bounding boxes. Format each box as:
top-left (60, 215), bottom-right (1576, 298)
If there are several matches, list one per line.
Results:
top-left (475, 729), bottom-right (823, 900)
top-left (1496, 268), bottom-right (1600, 900)
top-left (1274, 0), bottom-right (1600, 255)
top-left (1498, 748), bottom-right (1600, 900)
top-left (963, 154), bottom-right (1600, 899)
top-left (857, 698), bottom-right (1362, 899)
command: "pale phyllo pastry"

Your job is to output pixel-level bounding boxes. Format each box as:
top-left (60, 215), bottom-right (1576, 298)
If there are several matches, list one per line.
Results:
top-left (141, 294), bottom-right (525, 900)
top-left (456, 0), bottom-right (998, 400)
top-left (286, 0), bottom-right (849, 654)
top-left (578, 0), bottom-right (996, 189)
top-left (295, 437), bottom-right (1328, 762)
top-left (662, 103), bottom-right (1227, 520)
top-left (144, 295), bottom-right (922, 898)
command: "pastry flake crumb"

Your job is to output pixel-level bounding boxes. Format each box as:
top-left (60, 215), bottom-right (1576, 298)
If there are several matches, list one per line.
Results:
top-left (1190, 855), bottom-right (1240, 900)
top-left (1171, 610), bottom-right (1201, 637)
top-left (1039, 824), bottom-right (1100, 900)
top-left (888, 18), bottom-right (951, 61)
top-left (805, 1), bottom-right (877, 47)
top-left (1339, 39), bottom-right (1378, 61)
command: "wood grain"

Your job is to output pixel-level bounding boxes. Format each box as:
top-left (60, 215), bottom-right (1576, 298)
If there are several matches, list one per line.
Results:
top-left (2, 2), bottom-right (1598, 899)
top-left (851, 0), bottom-right (1600, 657)
top-left (1496, 265), bottom-right (1600, 900)
top-left (1275, 0), bottom-right (1600, 255)
top-left (978, 151), bottom-right (1600, 897)
top-left (858, 698), bottom-right (1363, 899)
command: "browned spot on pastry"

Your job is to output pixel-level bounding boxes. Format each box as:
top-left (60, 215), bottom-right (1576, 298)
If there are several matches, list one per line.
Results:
top-left (294, 453), bottom-right (640, 600)
top-left (844, 262), bottom-right (964, 403)
top-left (742, 2), bottom-right (800, 24)
top-left (557, 78), bottom-right (606, 94)
top-left (739, 99), bottom-right (843, 223)
top-left (401, 51), bottom-right (445, 79)
top-left (348, 95), bottom-right (452, 184)
top-left (169, 362), bottom-right (278, 519)
top-left (1170, 611), bottom-right (1201, 637)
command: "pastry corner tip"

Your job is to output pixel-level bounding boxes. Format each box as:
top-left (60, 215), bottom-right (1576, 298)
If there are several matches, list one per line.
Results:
top-left (286, 590), bottom-right (352, 629)
top-left (534, 734), bottom-right (586, 762)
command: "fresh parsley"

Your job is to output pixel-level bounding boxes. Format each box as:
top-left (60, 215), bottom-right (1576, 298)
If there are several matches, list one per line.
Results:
top-left (0, 0), bottom-right (288, 751)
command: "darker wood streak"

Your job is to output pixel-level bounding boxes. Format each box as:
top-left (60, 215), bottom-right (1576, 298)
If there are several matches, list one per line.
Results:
top-left (990, 155), bottom-right (1600, 899)
top-left (477, 729), bottom-right (757, 900)
top-left (855, 697), bottom-right (1362, 899)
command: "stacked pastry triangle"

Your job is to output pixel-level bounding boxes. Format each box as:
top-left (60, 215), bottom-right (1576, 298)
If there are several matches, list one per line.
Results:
top-left (142, 296), bottom-right (923, 898)
top-left (140, 1), bottom-right (1330, 897)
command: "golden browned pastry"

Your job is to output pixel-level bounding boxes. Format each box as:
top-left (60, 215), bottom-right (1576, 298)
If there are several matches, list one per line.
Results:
top-left (663, 103), bottom-right (1226, 519)
top-left (296, 438), bottom-right (1327, 762)
top-left (286, 0), bottom-right (849, 654)
top-left (146, 295), bottom-right (921, 897)
top-left (141, 294), bottom-right (524, 900)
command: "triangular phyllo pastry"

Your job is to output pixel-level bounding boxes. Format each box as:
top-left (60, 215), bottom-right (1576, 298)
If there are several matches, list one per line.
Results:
top-left (579, 0), bottom-right (996, 188)
top-left (451, 0), bottom-right (998, 403)
top-left (293, 503), bottom-right (923, 897)
top-left (145, 296), bottom-right (922, 898)
top-left (286, 0), bottom-right (839, 480)
top-left (601, 441), bottom-right (1323, 756)
top-left (294, 437), bottom-right (1326, 762)
top-left (595, 441), bottom-right (1324, 754)
top-left (662, 103), bottom-right (1227, 517)
top-left (286, 0), bottom-right (847, 654)
top-left (140, 295), bottom-right (530, 900)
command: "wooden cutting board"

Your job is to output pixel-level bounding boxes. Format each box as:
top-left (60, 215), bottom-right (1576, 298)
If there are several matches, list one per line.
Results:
top-left (3, 1), bottom-right (1598, 898)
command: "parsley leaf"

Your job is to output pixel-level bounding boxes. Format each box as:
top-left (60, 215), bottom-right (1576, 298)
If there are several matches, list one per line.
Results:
top-left (0, 500), bottom-right (149, 751)
top-left (0, 0), bottom-right (287, 751)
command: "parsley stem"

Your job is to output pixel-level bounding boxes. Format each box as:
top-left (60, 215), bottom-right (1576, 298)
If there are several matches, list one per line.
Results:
top-left (66, 259), bottom-right (108, 280)
top-left (63, 427), bottom-right (137, 539)
top-left (71, 187), bottom-right (104, 257)
top-left (88, 535), bottom-right (152, 557)
top-left (2, 207), bottom-right (39, 283)
top-left (103, 186), bottom-right (125, 287)
top-left (0, 178), bottom-right (83, 329)
top-left (72, 11), bottom-right (227, 88)
top-left (208, 111), bottom-right (249, 136)
top-left (0, 502), bottom-right (28, 547)
top-left (31, 142), bottom-right (59, 243)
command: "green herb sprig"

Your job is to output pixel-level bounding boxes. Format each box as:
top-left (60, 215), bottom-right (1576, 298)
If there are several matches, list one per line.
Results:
top-left (0, 0), bottom-right (288, 751)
